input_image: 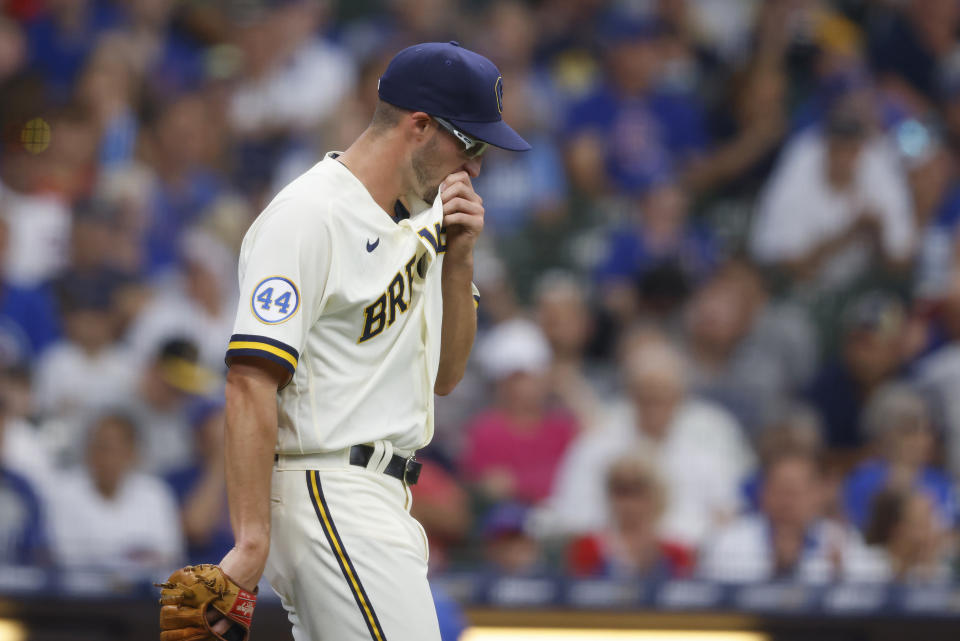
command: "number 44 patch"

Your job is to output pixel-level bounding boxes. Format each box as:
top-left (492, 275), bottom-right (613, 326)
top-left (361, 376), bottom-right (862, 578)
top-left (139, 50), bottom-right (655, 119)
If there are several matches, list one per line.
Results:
top-left (251, 276), bottom-right (300, 324)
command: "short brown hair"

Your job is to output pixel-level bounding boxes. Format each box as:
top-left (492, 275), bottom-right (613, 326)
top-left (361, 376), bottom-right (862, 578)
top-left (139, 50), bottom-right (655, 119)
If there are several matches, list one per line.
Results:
top-left (370, 100), bottom-right (408, 132)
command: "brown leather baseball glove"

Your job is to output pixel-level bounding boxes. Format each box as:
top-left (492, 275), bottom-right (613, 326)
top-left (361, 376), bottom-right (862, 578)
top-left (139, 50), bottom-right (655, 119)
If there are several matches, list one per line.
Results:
top-left (157, 564), bottom-right (257, 641)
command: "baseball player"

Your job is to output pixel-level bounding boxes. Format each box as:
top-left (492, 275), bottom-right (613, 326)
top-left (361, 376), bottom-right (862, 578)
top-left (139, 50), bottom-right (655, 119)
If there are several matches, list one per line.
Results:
top-left (157, 42), bottom-right (530, 641)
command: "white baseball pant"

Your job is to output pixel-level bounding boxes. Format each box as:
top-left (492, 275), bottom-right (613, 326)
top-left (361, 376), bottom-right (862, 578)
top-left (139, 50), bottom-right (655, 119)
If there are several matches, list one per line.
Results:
top-left (264, 444), bottom-right (442, 641)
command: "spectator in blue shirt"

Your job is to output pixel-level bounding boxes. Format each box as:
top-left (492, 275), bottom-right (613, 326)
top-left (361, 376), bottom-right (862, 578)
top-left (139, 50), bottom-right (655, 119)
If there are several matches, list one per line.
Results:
top-left (0, 407), bottom-right (47, 565)
top-left (844, 383), bottom-right (956, 531)
top-left (564, 13), bottom-right (707, 197)
top-left (115, 0), bottom-right (205, 98)
top-left (164, 399), bottom-right (232, 565)
top-left (0, 282), bottom-right (60, 357)
top-left (595, 180), bottom-right (717, 323)
top-left (807, 292), bottom-right (908, 450)
top-left (595, 180), bottom-right (717, 286)
top-left (0, 466), bottom-right (46, 565)
top-left (141, 93), bottom-right (225, 274)
top-left (25, 0), bottom-right (121, 99)
top-left (867, 0), bottom-right (960, 113)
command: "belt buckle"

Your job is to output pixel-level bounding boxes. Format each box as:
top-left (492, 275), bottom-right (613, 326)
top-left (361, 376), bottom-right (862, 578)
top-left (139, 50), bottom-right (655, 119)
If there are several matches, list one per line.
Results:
top-left (403, 456), bottom-right (422, 485)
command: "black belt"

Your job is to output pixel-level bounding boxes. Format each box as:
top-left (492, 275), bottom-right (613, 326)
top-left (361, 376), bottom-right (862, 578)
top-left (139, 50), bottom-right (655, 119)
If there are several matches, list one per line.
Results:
top-left (273, 446), bottom-right (421, 485)
top-left (349, 444), bottom-right (421, 485)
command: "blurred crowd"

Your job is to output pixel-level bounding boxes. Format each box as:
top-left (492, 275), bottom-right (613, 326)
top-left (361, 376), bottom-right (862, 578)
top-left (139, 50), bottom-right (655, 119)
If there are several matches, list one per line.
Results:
top-left (3, 0), bottom-right (960, 591)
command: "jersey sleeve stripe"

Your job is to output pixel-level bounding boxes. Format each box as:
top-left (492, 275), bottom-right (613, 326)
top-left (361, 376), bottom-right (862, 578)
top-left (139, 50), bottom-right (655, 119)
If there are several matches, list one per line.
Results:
top-left (226, 345), bottom-right (296, 373)
top-left (229, 333), bottom-right (300, 361)
top-left (226, 341), bottom-right (298, 373)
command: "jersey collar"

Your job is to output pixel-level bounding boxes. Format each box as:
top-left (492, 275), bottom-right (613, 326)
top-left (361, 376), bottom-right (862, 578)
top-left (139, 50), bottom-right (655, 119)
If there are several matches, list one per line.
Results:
top-left (324, 152), bottom-right (441, 230)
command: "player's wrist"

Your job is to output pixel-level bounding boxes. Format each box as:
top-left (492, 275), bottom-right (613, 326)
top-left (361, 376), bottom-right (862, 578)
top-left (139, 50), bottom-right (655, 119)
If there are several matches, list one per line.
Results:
top-left (220, 546), bottom-right (268, 592)
top-left (234, 536), bottom-right (270, 557)
top-left (229, 536), bottom-right (270, 575)
top-left (442, 247), bottom-right (474, 271)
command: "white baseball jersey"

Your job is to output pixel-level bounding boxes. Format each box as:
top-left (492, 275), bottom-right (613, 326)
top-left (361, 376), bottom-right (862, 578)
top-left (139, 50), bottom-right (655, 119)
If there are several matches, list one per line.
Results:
top-left (226, 152), bottom-right (476, 455)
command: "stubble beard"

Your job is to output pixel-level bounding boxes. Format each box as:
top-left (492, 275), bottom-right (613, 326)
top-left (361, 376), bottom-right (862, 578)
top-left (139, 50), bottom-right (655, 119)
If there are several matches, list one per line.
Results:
top-left (411, 134), bottom-right (443, 203)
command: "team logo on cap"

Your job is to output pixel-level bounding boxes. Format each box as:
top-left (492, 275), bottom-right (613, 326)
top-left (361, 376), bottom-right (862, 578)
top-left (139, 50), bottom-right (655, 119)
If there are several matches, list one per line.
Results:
top-left (495, 76), bottom-right (503, 114)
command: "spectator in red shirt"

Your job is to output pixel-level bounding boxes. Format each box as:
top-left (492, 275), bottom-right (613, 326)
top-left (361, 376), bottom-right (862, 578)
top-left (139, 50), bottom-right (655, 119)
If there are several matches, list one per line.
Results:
top-left (460, 319), bottom-right (578, 505)
top-left (567, 453), bottom-right (693, 580)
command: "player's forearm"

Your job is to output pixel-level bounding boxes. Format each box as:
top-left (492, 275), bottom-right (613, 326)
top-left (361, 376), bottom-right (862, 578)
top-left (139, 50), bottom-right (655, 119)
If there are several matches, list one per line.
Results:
top-left (435, 256), bottom-right (476, 395)
top-left (223, 364), bottom-right (279, 556)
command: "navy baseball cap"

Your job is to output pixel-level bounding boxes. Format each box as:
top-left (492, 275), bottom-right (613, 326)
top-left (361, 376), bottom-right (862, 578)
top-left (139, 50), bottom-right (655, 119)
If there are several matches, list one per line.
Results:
top-left (378, 41), bottom-right (531, 152)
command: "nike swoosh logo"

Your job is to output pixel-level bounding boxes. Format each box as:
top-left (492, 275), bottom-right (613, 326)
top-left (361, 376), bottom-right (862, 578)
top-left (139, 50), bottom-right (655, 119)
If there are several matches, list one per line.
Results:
top-left (366, 238), bottom-right (380, 252)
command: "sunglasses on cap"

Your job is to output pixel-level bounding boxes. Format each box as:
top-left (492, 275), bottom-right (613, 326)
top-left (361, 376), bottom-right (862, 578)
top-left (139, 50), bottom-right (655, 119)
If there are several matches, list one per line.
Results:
top-left (433, 116), bottom-right (488, 159)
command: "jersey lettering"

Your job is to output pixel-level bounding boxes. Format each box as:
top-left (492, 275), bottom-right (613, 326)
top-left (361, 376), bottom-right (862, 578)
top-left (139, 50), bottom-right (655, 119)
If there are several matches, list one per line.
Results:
top-left (358, 295), bottom-right (387, 343)
top-left (357, 252), bottom-right (420, 343)
top-left (404, 256), bottom-right (417, 306)
top-left (417, 223), bottom-right (447, 254)
top-left (257, 287), bottom-right (274, 309)
top-left (436, 223), bottom-right (447, 253)
top-left (274, 291), bottom-right (293, 314)
top-left (387, 273), bottom-right (407, 324)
